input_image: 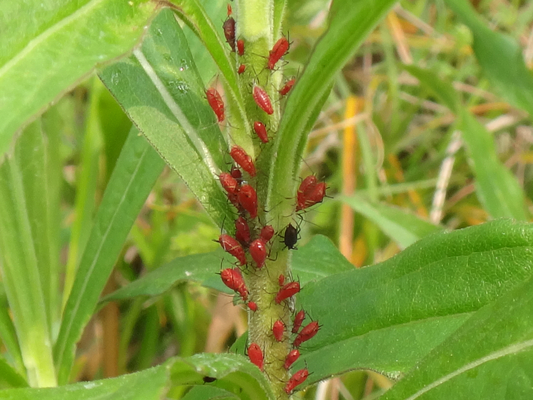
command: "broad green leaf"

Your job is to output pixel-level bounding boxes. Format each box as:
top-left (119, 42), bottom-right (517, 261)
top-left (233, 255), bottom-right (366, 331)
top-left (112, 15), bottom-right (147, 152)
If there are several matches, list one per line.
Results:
top-left (339, 194), bottom-right (442, 248)
top-left (266, 0), bottom-right (397, 219)
top-left (444, 0), bottom-right (533, 117)
top-left (100, 9), bottom-right (235, 228)
top-left (103, 235), bottom-right (353, 302)
top-left (404, 65), bottom-right (528, 220)
top-left (0, 356), bottom-right (28, 388)
top-left (0, 0), bottom-right (158, 157)
top-left (381, 272), bottom-right (533, 399)
top-left (294, 220), bottom-right (533, 387)
top-left (181, 386), bottom-right (239, 400)
top-left (0, 287), bottom-right (24, 374)
top-left (169, 353), bottom-right (274, 400)
top-left (54, 129), bottom-right (165, 384)
top-left (0, 364), bottom-right (169, 400)
top-left (0, 121), bottom-right (58, 387)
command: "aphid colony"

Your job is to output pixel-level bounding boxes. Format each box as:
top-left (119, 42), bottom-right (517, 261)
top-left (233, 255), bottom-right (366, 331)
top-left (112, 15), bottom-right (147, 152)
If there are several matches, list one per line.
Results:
top-left (206, 4), bottom-right (327, 396)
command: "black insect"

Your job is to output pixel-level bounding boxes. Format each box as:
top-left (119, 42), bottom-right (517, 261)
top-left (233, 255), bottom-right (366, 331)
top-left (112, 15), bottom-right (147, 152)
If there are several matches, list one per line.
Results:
top-left (203, 376), bottom-right (217, 383)
top-left (284, 223), bottom-right (300, 250)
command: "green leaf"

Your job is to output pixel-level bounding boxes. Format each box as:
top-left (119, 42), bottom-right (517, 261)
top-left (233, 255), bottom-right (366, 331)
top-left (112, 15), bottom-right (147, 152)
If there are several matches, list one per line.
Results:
top-left (103, 235), bottom-right (353, 302)
top-left (404, 65), bottom-right (528, 220)
top-left (0, 365), bottom-right (169, 400)
top-left (381, 271), bottom-right (533, 399)
top-left (294, 220), bottom-right (533, 387)
top-left (181, 386), bottom-right (239, 400)
top-left (169, 353), bottom-right (274, 400)
top-left (99, 9), bottom-right (235, 227)
top-left (339, 194), bottom-right (442, 248)
top-left (0, 356), bottom-right (28, 388)
top-left (0, 121), bottom-right (58, 387)
top-left (0, 0), bottom-right (158, 157)
top-left (266, 0), bottom-right (397, 219)
top-left (444, 0), bottom-right (533, 117)
top-left (54, 129), bottom-right (165, 384)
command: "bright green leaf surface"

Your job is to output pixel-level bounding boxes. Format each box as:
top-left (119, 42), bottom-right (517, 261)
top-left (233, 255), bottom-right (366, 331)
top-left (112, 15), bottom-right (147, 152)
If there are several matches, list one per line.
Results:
top-left (0, 0), bottom-right (158, 157)
top-left (381, 272), bottom-right (533, 399)
top-left (100, 9), bottom-right (235, 228)
top-left (0, 356), bottom-right (28, 388)
top-left (339, 194), bottom-right (442, 248)
top-left (181, 386), bottom-right (239, 400)
top-left (445, 0), bottom-right (533, 117)
top-left (0, 121), bottom-right (58, 387)
top-left (404, 65), bottom-right (528, 220)
top-left (267, 0), bottom-right (397, 218)
top-left (54, 129), bottom-right (165, 384)
top-left (0, 365), bottom-right (168, 400)
top-left (103, 235), bottom-right (353, 302)
top-left (295, 220), bottom-right (533, 386)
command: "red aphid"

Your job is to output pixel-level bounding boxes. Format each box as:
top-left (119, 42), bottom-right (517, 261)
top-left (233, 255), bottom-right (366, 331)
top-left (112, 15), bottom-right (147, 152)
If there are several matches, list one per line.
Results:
top-left (275, 281), bottom-right (300, 304)
top-left (238, 64), bottom-right (246, 74)
top-left (253, 85), bottom-right (274, 115)
top-left (230, 145), bottom-right (256, 177)
top-left (206, 88), bottom-right (225, 122)
top-left (237, 39), bottom-right (245, 56)
top-left (292, 309), bottom-right (305, 333)
top-left (235, 216), bottom-right (251, 244)
top-left (249, 239), bottom-right (267, 268)
top-left (260, 225), bottom-right (275, 242)
top-left (268, 37), bottom-right (290, 70)
top-left (298, 182), bottom-right (326, 211)
top-left (223, 17), bottom-right (236, 51)
top-left (278, 274), bottom-right (285, 286)
top-left (272, 320), bottom-right (284, 342)
top-left (253, 121), bottom-right (269, 143)
top-left (219, 172), bottom-right (238, 194)
top-left (293, 321), bottom-right (320, 347)
top-left (237, 184), bottom-right (258, 219)
top-left (227, 4), bottom-right (232, 16)
top-left (218, 234), bottom-right (247, 266)
top-left (248, 343), bottom-right (264, 371)
top-left (248, 301), bottom-right (258, 312)
top-left (284, 349), bottom-right (300, 369)
top-left (220, 268), bottom-right (248, 301)
top-left (279, 78), bottom-right (295, 96)
top-left (227, 192), bottom-right (241, 209)
top-left (230, 165), bottom-right (242, 180)
top-left (284, 368), bottom-right (309, 394)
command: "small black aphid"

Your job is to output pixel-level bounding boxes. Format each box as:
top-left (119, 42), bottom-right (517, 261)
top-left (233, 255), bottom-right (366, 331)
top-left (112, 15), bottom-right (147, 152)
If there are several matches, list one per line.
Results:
top-left (203, 376), bottom-right (217, 383)
top-left (284, 223), bottom-right (299, 250)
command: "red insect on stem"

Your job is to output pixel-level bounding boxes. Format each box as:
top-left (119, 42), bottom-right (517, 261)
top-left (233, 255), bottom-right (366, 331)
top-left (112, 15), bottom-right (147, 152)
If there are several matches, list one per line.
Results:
top-left (293, 321), bottom-right (320, 347)
top-left (237, 184), bottom-right (258, 219)
top-left (238, 64), bottom-right (246, 74)
top-left (235, 216), bottom-right (251, 244)
top-left (272, 320), bottom-right (284, 342)
top-left (253, 85), bottom-right (274, 115)
top-left (275, 281), bottom-right (300, 304)
top-left (253, 121), bottom-right (269, 143)
top-left (292, 309), bottom-right (306, 333)
top-left (206, 88), bottom-right (225, 122)
top-left (230, 165), bottom-right (242, 180)
top-left (279, 78), bottom-right (295, 96)
top-left (230, 145), bottom-right (256, 177)
top-left (249, 239), bottom-right (267, 267)
top-left (247, 301), bottom-right (258, 312)
top-left (284, 349), bottom-right (300, 369)
top-left (219, 172), bottom-right (238, 194)
top-left (260, 225), bottom-right (274, 242)
top-left (227, 4), bottom-right (232, 16)
top-left (284, 368), bottom-right (309, 394)
top-left (278, 274), bottom-right (285, 286)
top-left (223, 17), bottom-right (236, 52)
top-left (248, 343), bottom-right (264, 371)
top-left (220, 268), bottom-right (248, 301)
top-left (268, 37), bottom-right (290, 70)
top-left (218, 234), bottom-right (247, 266)
top-left (297, 182), bottom-right (326, 211)
top-left (237, 39), bottom-right (245, 56)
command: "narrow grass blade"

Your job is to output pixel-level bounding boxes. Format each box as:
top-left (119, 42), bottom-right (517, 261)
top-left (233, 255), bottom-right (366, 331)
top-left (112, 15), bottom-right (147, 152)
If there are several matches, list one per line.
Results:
top-left (54, 129), bottom-right (165, 384)
top-left (0, 0), bottom-right (158, 156)
top-left (0, 357), bottom-right (27, 388)
top-left (100, 10), bottom-right (235, 227)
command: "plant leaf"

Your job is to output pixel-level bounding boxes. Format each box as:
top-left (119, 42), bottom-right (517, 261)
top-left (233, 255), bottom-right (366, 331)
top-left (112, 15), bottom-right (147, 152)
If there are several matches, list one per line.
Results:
top-left (381, 271), bottom-right (533, 399)
top-left (444, 0), bottom-right (533, 117)
top-left (293, 220), bottom-right (533, 387)
top-left (99, 9), bottom-right (235, 227)
top-left (266, 0), bottom-right (397, 217)
top-left (0, 0), bottom-right (158, 157)
top-left (0, 356), bottom-right (27, 388)
top-left (181, 386), bottom-right (239, 400)
top-left (404, 65), bottom-right (528, 220)
top-left (339, 194), bottom-right (442, 248)
top-left (54, 129), bottom-right (165, 384)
